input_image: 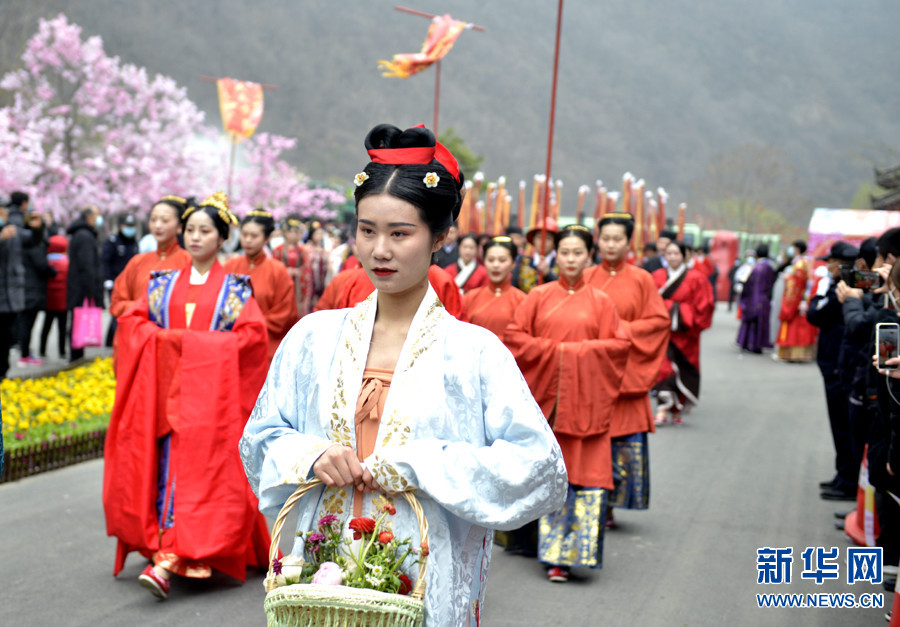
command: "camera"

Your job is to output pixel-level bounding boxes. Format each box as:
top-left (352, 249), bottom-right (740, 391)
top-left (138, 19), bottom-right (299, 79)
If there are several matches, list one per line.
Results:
top-left (840, 267), bottom-right (884, 291)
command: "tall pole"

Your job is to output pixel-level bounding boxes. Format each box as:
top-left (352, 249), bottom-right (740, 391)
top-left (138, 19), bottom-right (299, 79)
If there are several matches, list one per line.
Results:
top-left (228, 135), bottom-right (237, 198)
top-left (539, 0), bottom-right (564, 260)
top-left (433, 60), bottom-right (441, 137)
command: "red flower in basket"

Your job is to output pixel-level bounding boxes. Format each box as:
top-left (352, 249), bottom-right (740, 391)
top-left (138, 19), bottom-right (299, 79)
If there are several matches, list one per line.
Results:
top-left (420, 541), bottom-right (429, 557)
top-left (349, 516), bottom-right (376, 540)
top-left (397, 573), bottom-right (413, 596)
top-left (378, 530), bottom-right (394, 544)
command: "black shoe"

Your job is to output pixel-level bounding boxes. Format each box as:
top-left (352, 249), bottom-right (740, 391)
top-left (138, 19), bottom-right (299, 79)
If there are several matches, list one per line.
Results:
top-left (883, 577), bottom-right (896, 593)
top-left (820, 487), bottom-right (856, 501)
top-left (833, 510), bottom-right (852, 520)
top-left (834, 521), bottom-right (845, 531)
top-left (819, 479), bottom-right (836, 489)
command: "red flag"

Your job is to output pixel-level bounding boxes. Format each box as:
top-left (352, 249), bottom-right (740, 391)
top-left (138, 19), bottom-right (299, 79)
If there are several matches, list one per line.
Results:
top-left (217, 78), bottom-right (264, 141)
top-left (379, 15), bottom-right (469, 78)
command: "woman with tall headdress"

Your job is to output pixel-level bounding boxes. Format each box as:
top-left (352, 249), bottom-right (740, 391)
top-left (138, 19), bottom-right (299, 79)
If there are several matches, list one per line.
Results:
top-left (505, 225), bottom-right (631, 583)
top-left (651, 240), bottom-right (715, 425)
top-left (224, 209), bottom-right (299, 362)
top-left (241, 124), bottom-right (565, 626)
top-left (103, 192), bottom-right (271, 600)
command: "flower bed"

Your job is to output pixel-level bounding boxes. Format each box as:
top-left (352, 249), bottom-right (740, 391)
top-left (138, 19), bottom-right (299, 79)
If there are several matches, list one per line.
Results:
top-left (1, 358), bottom-right (115, 483)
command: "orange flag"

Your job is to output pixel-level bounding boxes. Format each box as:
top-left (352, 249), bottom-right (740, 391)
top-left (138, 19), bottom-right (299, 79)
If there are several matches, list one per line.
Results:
top-left (379, 15), bottom-right (469, 78)
top-left (217, 78), bottom-right (264, 141)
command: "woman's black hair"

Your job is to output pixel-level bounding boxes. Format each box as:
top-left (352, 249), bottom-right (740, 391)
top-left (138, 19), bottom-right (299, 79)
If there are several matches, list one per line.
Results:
top-left (353, 124), bottom-right (466, 238)
top-left (598, 215), bottom-right (635, 240)
top-left (458, 233), bottom-right (479, 247)
top-left (666, 240), bottom-right (688, 258)
top-left (242, 209), bottom-right (275, 238)
top-left (555, 225), bottom-right (594, 252)
top-left (791, 239), bottom-right (807, 255)
top-left (483, 236), bottom-right (518, 260)
top-left (186, 206), bottom-right (230, 240)
top-left (152, 195), bottom-right (188, 223)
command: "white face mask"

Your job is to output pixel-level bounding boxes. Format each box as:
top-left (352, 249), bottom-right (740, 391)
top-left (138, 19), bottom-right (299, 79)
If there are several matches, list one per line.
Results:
top-left (95, 215), bottom-right (104, 228)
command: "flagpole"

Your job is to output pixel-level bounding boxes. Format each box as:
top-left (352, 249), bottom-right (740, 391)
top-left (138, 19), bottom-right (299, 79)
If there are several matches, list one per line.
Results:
top-left (434, 60), bottom-right (441, 137)
top-left (539, 0), bottom-right (564, 263)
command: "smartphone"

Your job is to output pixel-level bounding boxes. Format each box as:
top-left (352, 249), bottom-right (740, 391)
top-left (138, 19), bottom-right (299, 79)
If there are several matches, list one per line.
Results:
top-left (841, 268), bottom-right (884, 291)
top-left (876, 322), bottom-right (900, 370)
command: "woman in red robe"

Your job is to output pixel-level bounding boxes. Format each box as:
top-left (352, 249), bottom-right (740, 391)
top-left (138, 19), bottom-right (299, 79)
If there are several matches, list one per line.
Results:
top-left (103, 192), bottom-right (271, 600)
top-left (224, 209), bottom-right (299, 362)
top-left (776, 241), bottom-right (817, 362)
top-left (586, 213), bottom-right (670, 519)
top-left (443, 233), bottom-right (488, 294)
top-left (463, 236), bottom-right (526, 338)
top-left (272, 214), bottom-right (316, 318)
top-left (652, 241), bottom-right (715, 425)
top-left (109, 195), bottom-right (192, 320)
top-left (305, 222), bottom-right (330, 304)
top-left (506, 225), bottom-right (630, 583)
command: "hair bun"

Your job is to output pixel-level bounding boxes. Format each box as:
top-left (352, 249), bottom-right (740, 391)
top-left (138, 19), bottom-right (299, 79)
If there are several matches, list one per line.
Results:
top-left (365, 124), bottom-right (435, 151)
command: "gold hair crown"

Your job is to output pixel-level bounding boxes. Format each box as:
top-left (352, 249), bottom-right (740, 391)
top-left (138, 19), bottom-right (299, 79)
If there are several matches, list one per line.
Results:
top-left (602, 212), bottom-right (635, 221)
top-left (247, 208), bottom-right (273, 219)
top-left (200, 191), bottom-right (238, 226)
top-left (285, 218), bottom-right (303, 228)
top-left (491, 236), bottom-right (513, 243)
top-left (161, 194), bottom-right (186, 205)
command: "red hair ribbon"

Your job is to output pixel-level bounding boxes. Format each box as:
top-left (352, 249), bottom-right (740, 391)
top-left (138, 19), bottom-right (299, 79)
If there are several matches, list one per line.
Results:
top-left (366, 124), bottom-right (460, 184)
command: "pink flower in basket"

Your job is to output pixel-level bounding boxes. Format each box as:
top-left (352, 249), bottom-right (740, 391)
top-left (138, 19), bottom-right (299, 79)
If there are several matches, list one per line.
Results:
top-left (311, 561), bottom-right (343, 585)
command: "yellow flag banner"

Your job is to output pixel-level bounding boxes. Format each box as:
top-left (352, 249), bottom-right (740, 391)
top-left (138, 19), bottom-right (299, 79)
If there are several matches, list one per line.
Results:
top-left (217, 78), bottom-right (264, 141)
top-left (379, 14), bottom-right (469, 78)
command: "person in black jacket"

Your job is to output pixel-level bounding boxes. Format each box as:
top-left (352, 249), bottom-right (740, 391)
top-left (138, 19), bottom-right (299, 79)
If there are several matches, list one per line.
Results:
top-left (100, 213), bottom-right (138, 346)
top-left (66, 205), bottom-right (104, 363)
top-left (808, 241), bottom-right (859, 501)
top-left (16, 209), bottom-right (55, 366)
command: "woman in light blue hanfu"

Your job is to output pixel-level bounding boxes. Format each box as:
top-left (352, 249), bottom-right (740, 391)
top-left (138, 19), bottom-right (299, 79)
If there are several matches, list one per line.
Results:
top-left (240, 124), bottom-right (567, 627)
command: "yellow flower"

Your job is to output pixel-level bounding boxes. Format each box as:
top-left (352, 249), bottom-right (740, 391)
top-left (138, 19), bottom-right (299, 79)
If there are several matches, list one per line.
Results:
top-left (423, 172), bottom-right (440, 188)
top-left (354, 172), bottom-right (369, 187)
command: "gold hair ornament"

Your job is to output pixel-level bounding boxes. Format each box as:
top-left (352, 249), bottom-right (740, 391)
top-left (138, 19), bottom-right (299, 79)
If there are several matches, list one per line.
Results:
top-left (199, 191), bottom-right (238, 226)
top-left (161, 195), bottom-right (186, 205)
top-left (491, 236), bottom-right (513, 243)
top-left (247, 208), bottom-right (273, 219)
top-left (561, 225), bottom-right (593, 234)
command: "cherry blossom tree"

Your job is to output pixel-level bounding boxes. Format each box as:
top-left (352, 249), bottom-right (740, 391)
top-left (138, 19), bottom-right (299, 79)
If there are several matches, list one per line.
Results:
top-left (0, 14), bottom-right (348, 224)
top-left (0, 14), bottom-right (207, 219)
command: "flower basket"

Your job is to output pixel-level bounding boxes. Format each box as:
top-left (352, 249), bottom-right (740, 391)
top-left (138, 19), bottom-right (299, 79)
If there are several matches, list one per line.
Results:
top-left (264, 478), bottom-right (428, 627)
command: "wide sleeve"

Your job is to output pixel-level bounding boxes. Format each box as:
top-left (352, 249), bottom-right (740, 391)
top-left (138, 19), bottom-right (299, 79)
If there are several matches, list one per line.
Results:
top-left (366, 336), bottom-right (568, 530)
top-left (503, 290), bottom-right (561, 418)
top-left (618, 280), bottom-right (671, 396)
top-left (262, 262), bottom-right (301, 340)
top-left (779, 270), bottom-right (804, 322)
top-left (676, 273), bottom-right (715, 333)
top-left (109, 257), bottom-right (140, 319)
top-left (240, 318), bottom-right (342, 517)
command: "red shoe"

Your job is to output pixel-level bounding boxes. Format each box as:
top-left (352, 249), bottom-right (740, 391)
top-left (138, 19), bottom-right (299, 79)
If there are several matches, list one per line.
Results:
top-left (605, 509), bottom-right (617, 529)
top-left (672, 413), bottom-right (683, 425)
top-left (547, 566), bottom-right (570, 582)
top-left (139, 565), bottom-right (170, 600)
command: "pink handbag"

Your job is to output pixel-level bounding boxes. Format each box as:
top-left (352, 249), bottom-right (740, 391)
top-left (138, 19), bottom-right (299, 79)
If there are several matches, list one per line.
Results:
top-left (71, 298), bottom-right (103, 349)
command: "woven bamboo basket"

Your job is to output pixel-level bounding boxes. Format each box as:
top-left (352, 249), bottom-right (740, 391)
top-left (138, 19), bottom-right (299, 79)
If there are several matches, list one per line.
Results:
top-left (264, 478), bottom-right (428, 627)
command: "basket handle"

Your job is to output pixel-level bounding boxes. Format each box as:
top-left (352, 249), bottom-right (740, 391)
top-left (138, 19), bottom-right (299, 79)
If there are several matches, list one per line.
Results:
top-left (267, 478), bottom-right (429, 600)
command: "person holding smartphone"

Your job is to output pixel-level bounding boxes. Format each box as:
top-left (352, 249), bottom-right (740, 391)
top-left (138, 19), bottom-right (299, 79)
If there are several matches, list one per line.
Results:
top-left (808, 241), bottom-right (859, 501)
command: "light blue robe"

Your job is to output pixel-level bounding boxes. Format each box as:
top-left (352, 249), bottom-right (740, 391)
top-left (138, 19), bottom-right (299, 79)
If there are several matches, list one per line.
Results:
top-left (240, 285), bottom-right (567, 626)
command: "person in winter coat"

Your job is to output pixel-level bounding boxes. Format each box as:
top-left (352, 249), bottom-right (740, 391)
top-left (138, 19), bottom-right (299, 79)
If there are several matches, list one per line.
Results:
top-left (66, 205), bottom-right (104, 363)
top-left (101, 213), bottom-right (139, 346)
top-left (41, 235), bottom-right (69, 359)
top-left (0, 203), bottom-right (25, 379)
top-left (16, 209), bottom-right (55, 365)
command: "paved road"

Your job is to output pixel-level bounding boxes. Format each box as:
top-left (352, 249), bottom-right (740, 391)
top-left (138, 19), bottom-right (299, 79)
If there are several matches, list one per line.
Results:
top-left (0, 304), bottom-right (888, 626)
